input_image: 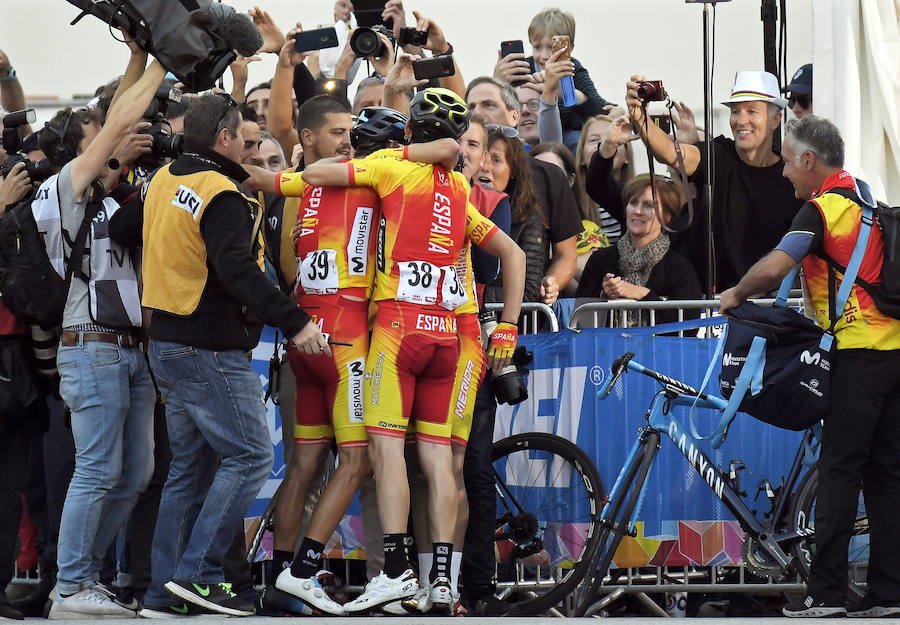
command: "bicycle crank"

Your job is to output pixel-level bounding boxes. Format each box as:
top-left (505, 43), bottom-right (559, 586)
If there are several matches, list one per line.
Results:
top-left (741, 535), bottom-right (788, 580)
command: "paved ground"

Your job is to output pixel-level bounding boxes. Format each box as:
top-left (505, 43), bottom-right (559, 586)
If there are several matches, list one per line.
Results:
top-left (29, 619), bottom-right (900, 624)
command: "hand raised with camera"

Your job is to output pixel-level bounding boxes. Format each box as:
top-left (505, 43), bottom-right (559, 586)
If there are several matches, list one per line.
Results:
top-left (334, 0), bottom-right (353, 24)
top-left (291, 320), bottom-right (332, 357)
top-left (540, 47), bottom-right (575, 102)
top-left (333, 29), bottom-right (358, 79)
top-left (112, 122), bottom-right (153, 167)
top-left (599, 115), bottom-right (639, 159)
top-left (382, 0), bottom-right (408, 40)
top-left (279, 25), bottom-right (309, 69)
top-left (368, 32), bottom-right (396, 75)
top-left (494, 49), bottom-right (531, 87)
top-left (410, 10), bottom-right (449, 54)
top-left (250, 7), bottom-right (286, 54)
top-left (384, 52), bottom-right (427, 96)
top-left (625, 74), bottom-right (649, 125)
top-left (0, 162), bottom-right (31, 212)
top-left (672, 101), bottom-right (701, 144)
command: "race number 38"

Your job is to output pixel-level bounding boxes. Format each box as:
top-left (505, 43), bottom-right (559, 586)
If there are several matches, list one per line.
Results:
top-left (299, 249), bottom-right (339, 294)
top-left (397, 261), bottom-right (438, 304)
top-left (396, 261), bottom-right (468, 308)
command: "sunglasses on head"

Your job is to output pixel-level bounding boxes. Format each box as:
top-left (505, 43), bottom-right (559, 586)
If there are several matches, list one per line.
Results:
top-left (788, 93), bottom-right (811, 109)
top-left (486, 124), bottom-right (519, 138)
top-left (215, 92), bottom-right (239, 133)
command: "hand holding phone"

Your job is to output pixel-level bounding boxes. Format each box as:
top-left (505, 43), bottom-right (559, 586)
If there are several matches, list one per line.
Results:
top-left (551, 36), bottom-right (577, 107)
top-left (496, 40), bottom-right (530, 88)
top-left (294, 27), bottom-right (340, 53)
top-left (413, 54), bottom-right (455, 80)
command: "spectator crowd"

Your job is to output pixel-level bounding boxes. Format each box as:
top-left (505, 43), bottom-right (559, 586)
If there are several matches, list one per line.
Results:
top-left (5, 0), bottom-right (892, 621)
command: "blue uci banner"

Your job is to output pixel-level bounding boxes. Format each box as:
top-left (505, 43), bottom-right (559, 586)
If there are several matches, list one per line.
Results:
top-left (496, 326), bottom-right (806, 566)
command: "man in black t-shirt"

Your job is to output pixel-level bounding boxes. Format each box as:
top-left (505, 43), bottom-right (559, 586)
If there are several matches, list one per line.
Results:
top-left (625, 70), bottom-right (803, 292)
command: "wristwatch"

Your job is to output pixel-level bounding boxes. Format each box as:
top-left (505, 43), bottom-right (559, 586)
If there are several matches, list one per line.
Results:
top-left (0, 68), bottom-right (16, 83)
top-left (438, 42), bottom-right (453, 56)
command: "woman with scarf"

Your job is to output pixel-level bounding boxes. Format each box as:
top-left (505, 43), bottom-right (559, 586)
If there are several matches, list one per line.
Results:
top-left (575, 174), bottom-right (701, 326)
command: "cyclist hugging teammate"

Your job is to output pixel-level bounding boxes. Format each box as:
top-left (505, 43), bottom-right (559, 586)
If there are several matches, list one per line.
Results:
top-left (250, 87), bottom-right (525, 614)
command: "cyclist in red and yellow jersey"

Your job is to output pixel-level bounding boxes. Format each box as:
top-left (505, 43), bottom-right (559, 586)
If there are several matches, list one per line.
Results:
top-left (299, 88), bottom-right (525, 612)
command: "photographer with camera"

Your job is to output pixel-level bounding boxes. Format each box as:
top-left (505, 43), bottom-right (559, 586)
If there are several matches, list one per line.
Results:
top-left (33, 40), bottom-right (166, 618)
top-left (626, 71), bottom-right (803, 291)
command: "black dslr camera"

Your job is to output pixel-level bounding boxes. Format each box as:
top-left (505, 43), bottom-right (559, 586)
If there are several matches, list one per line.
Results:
top-left (135, 86), bottom-right (185, 171)
top-left (350, 25), bottom-right (394, 58)
top-left (1, 110), bottom-right (52, 183)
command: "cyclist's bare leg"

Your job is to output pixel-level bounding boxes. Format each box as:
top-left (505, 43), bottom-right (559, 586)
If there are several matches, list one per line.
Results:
top-left (452, 444), bottom-right (468, 547)
top-left (416, 439), bottom-right (457, 544)
top-left (369, 433), bottom-right (411, 533)
top-left (407, 445), bottom-right (432, 574)
top-left (275, 441), bottom-right (329, 552)
top-left (305, 444), bottom-right (372, 544)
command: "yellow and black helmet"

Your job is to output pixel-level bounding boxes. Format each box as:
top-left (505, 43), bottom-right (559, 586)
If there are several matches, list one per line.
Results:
top-left (409, 87), bottom-right (470, 141)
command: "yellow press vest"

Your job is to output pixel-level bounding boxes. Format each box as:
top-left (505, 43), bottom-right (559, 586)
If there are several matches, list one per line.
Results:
top-left (142, 165), bottom-right (263, 316)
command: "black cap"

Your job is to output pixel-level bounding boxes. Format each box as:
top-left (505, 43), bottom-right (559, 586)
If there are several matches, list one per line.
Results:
top-left (785, 63), bottom-right (812, 95)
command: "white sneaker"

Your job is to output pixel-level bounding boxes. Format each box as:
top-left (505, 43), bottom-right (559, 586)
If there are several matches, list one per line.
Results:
top-left (430, 577), bottom-right (453, 614)
top-left (274, 568), bottom-right (345, 616)
top-left (48, 586), bottom-right (137, 620)
top-left (401, 583), bottom-right (432, 613)
top-left (344, 570), bottom-right (418, 613)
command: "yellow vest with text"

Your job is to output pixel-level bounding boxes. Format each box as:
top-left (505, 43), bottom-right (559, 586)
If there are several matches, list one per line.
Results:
top-left (142, 165), bottom-right (263, 316)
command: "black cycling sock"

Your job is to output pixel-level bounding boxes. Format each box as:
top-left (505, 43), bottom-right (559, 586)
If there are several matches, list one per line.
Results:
top-left (431, 542), bottom-right (452, 582)
top-left (403, 534), bottom-right (416, 573)
top-left (289, 538), bottom-right (324, 579)
top-left (383, 533), bottom-right (410, 578)
top-left (272, 550), bottom-right (294, 577)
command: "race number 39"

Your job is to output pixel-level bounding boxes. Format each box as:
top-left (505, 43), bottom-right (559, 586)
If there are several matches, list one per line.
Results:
top-left (299, 249), bottom-right (339, 294)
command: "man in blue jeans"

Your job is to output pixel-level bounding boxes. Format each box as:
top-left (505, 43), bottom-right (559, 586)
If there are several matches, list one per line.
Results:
top-left (138, 93), bottom-right (325, 618)
top-left (38, 46), bottom-right (167, 620)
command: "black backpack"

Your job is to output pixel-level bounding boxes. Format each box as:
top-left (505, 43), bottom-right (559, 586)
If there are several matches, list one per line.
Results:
top-left (0, 197), bottom-right (99, 330)
top-left (819, 188), bottom-right (900, 319)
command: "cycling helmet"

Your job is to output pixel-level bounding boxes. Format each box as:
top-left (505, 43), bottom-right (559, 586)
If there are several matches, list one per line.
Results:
top-left (350, 106), bottom-right (409, 152)
top-left (409, 87), bottom-right (470, 141)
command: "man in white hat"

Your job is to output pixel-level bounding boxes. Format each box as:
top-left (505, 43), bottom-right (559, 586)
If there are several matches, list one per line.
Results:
top-left (623, 70), bottom-right (803, 291)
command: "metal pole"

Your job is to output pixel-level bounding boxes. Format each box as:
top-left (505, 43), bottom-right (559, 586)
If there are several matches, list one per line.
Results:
top-left (702, 3), bottom-right (715, 298)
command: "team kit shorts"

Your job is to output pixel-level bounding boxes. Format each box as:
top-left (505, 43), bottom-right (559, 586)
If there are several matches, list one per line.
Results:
top-left (288, 294), bottom-right (369, 447)
top-left (364, 301), bottom-right (462, 444)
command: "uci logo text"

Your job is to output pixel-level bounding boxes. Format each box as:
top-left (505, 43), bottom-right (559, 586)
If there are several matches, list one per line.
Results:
top-left (172, 185), bottom-right (204, 218)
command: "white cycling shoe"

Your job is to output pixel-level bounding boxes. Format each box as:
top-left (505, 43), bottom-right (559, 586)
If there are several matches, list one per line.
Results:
top-left (344, 570), bottom-right (418, 613)
top-left (274, 568), bottom-right (345, 616)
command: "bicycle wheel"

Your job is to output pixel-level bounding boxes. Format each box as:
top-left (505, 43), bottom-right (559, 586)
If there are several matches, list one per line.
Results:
top-left (247, 485), bottom-right (280, 565)
top-left (789, 466), bottom-right (870, 599)
top-left (491, 432), bottom-right (605, 615)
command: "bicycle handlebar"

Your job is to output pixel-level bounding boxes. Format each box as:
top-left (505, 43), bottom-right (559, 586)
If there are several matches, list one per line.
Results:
top-left (600, 352), bottom-right (729, 412)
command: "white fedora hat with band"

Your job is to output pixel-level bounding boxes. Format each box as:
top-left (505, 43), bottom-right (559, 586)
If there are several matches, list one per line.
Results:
top-left (721, 70), bottom-right (788, 110)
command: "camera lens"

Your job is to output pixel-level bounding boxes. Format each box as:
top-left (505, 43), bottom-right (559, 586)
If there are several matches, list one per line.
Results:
top-left (350, 27), bottom-right (385, 58)
top-left (493, 365), bottom-right (528, 405)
